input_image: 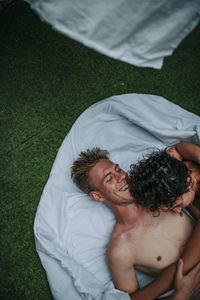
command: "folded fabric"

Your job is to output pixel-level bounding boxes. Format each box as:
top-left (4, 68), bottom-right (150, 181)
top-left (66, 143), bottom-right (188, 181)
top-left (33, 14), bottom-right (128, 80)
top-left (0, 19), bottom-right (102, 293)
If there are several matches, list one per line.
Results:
top-left (34, 93), bottom-right (200, 299)
top-left (26, 0), bottom-right (200, 69)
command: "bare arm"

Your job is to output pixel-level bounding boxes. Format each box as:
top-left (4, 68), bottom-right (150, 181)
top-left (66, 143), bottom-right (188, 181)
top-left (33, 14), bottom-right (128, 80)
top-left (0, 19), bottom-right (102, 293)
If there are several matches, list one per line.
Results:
top-left (187, 204), bottom-right (200, 220)
top-left (167, 142), bottom-right (200, 164)
top-left (174, 142), bottom-right (200, 164)
top-left (167, 142), bottom-right (200, 209)
top-left (160, 259), bottom-right (200, 300)
top-left (107, 242), bottom-right (139, 294)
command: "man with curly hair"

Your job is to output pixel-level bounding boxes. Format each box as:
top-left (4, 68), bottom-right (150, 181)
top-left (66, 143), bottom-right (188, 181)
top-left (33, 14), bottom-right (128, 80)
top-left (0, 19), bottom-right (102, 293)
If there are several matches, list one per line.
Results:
top-left (71, 143), bottom-right (200, 300)
top-left (129, 142), bottom-right (200, 217)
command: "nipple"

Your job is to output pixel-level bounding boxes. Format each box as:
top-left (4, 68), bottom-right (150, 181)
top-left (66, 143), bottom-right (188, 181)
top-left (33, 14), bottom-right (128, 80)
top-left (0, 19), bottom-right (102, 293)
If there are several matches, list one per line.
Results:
top-left (157, 256), bottom-right (162, 261)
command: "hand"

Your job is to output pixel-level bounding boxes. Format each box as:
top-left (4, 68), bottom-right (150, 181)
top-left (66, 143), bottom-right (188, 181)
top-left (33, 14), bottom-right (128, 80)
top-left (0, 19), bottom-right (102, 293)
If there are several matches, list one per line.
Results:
top-left (173, 259), bottom-right (200, 300)
top-left (167, 146), bottom-right (183, 161)
top-left (172, 189), bottom-right (195, 214)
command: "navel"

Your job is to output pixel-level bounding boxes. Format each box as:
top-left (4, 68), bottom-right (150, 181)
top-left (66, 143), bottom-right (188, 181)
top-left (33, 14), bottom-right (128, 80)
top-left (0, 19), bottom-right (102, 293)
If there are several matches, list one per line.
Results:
top-left (179, 212), bottom-right (183, 217)
top-left (157, 256), bottom-right (162, 261)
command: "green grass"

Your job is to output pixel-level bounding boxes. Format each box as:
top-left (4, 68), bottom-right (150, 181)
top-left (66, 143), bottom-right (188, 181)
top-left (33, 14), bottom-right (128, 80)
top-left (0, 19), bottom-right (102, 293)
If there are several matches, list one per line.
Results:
top-left (0, 1), bottom-right (200, 299)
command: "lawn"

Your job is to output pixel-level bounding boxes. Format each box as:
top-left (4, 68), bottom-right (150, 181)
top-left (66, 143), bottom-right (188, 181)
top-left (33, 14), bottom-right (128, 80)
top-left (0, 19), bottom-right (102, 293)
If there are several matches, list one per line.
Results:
top-left (0, 1), bottom-right (199, 299)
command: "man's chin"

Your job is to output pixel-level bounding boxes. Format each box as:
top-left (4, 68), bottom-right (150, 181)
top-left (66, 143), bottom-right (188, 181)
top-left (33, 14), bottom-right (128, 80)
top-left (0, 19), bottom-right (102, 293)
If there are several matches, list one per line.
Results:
top-left (120, 195), bottom-right (135, 204)
top-left (120, 190), bottom-right (133, 201)
top-left (118, 199), bottom-right (135, 206)
top-left (109, 194), bottom-right (134, 205)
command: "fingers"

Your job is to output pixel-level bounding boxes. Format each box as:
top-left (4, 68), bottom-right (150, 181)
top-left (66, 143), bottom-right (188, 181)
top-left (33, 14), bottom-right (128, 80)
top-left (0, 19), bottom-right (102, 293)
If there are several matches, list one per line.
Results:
top-left (175, 259), bottom-right (184, 289)
top-left (177, 259), bottom-right (184, 279)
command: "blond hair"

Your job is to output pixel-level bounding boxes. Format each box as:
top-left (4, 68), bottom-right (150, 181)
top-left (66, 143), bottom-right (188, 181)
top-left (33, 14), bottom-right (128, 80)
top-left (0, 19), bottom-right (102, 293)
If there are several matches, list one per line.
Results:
top-left (71, 147), bottom-right (109, 194)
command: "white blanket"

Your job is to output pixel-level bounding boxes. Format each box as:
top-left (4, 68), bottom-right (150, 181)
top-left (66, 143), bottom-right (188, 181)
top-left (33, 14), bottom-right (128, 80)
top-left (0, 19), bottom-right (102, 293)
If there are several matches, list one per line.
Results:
top-left (35, 94), bottom-right (200, 299)
top-left (25, 0), bottom-right (200, 69)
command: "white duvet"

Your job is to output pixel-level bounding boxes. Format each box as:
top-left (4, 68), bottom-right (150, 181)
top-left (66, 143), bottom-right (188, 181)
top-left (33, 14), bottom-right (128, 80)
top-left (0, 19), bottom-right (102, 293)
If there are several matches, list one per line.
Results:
top-left (35, 94), bottom-right (200, 299)
top-left (25, 0), bottom-right (200, 69)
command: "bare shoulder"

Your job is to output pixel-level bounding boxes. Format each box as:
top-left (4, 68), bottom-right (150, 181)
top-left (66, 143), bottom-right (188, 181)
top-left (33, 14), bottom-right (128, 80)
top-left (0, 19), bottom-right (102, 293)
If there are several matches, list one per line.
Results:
top-left (106, 231), bottom-right (139, 293)
top-left (107, 230), bottom-right (135, 265)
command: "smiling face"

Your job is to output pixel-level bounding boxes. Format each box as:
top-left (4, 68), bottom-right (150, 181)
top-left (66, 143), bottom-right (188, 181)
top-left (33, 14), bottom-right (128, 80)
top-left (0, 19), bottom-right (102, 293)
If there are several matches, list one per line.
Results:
top-left (88, 159), bottom-right (134, 205)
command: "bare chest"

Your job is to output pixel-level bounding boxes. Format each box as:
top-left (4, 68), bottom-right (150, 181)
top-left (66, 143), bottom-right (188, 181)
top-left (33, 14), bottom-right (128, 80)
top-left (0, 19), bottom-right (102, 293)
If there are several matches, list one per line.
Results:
top-left (129, 212), bottom-right (194, 275)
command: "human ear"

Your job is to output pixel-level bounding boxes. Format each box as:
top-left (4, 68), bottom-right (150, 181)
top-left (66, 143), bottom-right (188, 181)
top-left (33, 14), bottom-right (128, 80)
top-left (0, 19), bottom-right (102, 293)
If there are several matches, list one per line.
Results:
top-left (89, 191), bottom-right (105, 202)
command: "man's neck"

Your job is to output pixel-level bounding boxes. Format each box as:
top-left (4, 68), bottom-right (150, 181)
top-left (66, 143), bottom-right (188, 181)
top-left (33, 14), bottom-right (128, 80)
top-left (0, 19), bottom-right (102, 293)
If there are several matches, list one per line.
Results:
top-left (110, 202), bottom-right (149, 226)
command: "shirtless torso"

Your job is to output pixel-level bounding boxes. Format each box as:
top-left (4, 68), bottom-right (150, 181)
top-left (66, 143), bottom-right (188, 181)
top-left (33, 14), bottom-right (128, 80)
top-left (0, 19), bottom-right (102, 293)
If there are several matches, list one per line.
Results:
top-left (85, 142), bottom-right (200, 296)
top-left (109, 208), bottom-right (194, 277)
top-left (107, 157), bottom-right (200, 294)
top-left (72, 142), bottom-right (200, 299)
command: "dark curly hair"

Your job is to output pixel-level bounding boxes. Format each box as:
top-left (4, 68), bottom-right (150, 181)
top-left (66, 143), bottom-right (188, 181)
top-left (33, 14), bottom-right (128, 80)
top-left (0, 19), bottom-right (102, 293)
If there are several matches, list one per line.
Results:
top-left (129, 149), bottom-right (192, 214)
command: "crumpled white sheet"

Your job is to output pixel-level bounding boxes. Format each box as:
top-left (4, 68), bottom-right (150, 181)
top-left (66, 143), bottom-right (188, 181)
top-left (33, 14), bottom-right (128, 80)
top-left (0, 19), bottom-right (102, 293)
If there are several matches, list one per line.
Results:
top-left (35, 93), bottom-right (200, 299)
top-left (25, 0), bottom-right (200, 69)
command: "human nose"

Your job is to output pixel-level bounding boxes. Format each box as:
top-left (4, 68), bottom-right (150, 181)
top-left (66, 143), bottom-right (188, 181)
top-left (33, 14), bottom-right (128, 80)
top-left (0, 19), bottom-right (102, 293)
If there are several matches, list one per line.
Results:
top-left (116, 170), bottom-right (126, 182)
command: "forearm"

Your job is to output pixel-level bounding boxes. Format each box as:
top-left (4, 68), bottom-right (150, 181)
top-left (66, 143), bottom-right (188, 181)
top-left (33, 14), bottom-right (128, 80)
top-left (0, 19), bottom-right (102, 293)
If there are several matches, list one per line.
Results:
top-left (130, 264), bottom-right (176, 300)
top-left (187, 204), bottom-right (200, 220)
top-left (175, 142), bottom-right (200, 164)
top-left (180, 217), bottom-right (200, 274)
top-left (159, 260), bottom-right (200, 300)
top-left (193, 195), bottom-right (200, 211)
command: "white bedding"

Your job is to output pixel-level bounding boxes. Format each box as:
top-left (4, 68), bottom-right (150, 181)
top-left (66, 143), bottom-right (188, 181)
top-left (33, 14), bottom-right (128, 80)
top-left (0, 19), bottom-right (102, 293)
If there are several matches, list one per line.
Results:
top-left (25, 0), bottom-right (200, 69)
top-left (35, 93), bottom-right (200, 299)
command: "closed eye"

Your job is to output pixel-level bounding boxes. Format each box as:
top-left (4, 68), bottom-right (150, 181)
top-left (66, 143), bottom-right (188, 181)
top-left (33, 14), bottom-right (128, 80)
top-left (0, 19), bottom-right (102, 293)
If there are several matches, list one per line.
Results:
top-left (106, 175), bottom-right (112, 182)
